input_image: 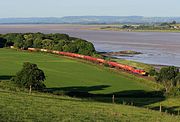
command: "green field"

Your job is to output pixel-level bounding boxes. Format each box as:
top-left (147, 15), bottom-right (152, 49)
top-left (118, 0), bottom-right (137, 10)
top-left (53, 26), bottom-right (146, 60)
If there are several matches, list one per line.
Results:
top-left (0, 48), bottom-right (180, 120)
top-left (0, 48), bottom-right (156, 95)
top-left (0, 89), bottom-right (179, 122)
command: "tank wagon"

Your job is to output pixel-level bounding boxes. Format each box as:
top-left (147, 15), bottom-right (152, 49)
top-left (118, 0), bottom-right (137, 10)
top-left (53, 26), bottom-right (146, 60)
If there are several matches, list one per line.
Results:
top-left (27, 48), bottom-right (147, 76)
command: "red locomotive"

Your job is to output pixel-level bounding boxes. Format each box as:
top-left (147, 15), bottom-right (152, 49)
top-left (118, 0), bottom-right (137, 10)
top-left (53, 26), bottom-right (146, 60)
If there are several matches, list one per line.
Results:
top-left (27, 48), bottom-right (147, 76)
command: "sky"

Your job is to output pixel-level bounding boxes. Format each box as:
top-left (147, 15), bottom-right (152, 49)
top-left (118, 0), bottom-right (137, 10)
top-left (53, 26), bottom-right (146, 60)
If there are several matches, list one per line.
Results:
top-left (0, 0), bottom-right (180, 18)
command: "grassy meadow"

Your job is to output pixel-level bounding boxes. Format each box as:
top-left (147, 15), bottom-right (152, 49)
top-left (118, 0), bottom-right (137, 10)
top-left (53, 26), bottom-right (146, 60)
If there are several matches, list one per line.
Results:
top-left (0, 48), bottom-right (156, 94)
top-left (0, 89), bottom-right (179, 122)
top-left (0, 48), bottom-right (180, 121)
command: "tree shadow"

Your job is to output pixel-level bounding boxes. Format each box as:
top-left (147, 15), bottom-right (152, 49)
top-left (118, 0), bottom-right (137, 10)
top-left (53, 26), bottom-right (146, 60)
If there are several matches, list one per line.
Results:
top-left (44, 85), bottom-right (172, 112)
top-left (150, 106), bottom-right (180, 115)
top-left (45, 85), bottom-right (110, 97)
top-left (0, 75), bottom-right (14, 80)
top-left (44, 85), bottom-right (180, 115)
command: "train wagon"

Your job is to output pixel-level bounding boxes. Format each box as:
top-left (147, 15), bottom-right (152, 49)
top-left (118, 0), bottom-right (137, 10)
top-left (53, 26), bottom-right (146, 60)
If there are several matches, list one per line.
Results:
top-left (28, 48), bottom-right (37, 51)
top-left (96, 58), bottom-right (106, 63)
top-left (60, 52), bottom-right (73, 57)
top-left (116, 63), bottom-right (126, 69)
top-left (40, 49), bottom-right (48, 52)
top-left (75, 54), bottom-right (85, 59)
top-left (107, 61), bottom-right (120, 67)
top-left (84, 56), bottom-right (98, 62)
top-left (53, 50), bottom-right (60, 54)
top-left (124, 65), bottom-right (135, 71)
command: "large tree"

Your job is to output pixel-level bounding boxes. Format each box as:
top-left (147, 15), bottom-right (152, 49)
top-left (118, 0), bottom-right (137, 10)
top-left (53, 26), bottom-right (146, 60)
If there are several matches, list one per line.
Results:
top-left (12, 62), bottom-right (46, 93)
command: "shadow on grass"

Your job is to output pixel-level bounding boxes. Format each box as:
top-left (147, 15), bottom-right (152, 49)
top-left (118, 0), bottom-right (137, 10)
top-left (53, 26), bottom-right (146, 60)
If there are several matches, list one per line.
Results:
top-left (150, 106), bottom-right (180, 115)
top-left (45, 85), bottom-right (110, 96)
top-left (43, 85), bottom-right (179, 115)
top-left (44, 85), bottom-right (170, 112)
top-left (45, 85), bottom-right (164, 98)
top-left (0, 75), bottom-right (14, 80)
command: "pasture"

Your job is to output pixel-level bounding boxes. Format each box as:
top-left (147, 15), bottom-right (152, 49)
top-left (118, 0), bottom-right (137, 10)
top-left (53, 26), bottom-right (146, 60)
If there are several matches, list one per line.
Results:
top-left (0, 48), bottom-right (154, 95)
top-left (0, 48), bottom-right (179, 117)
top-left (0, 89), bottom-right (179, 122)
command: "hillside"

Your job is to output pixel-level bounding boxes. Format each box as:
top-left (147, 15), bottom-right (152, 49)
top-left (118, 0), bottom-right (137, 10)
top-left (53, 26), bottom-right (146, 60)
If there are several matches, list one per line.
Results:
top-left (0, 16), bottom-right (180, 24)
top-left (0, 48), bottom-right (160, 95)
top-left (0, 89), bottom-right (179, 122)
top-left (0, 48), bottom-right (179, 121)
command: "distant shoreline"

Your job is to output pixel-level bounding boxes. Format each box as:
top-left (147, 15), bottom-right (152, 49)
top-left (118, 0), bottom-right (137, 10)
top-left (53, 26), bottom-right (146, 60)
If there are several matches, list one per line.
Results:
top-left (90, 27), bottom-right (180, 33)
top-left (0, 24), bottom-right (180, 33)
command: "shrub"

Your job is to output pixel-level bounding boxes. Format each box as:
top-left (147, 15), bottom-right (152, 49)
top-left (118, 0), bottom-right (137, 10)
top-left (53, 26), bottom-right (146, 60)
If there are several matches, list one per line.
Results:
top-left (149, 69), bottom-right (158, 76)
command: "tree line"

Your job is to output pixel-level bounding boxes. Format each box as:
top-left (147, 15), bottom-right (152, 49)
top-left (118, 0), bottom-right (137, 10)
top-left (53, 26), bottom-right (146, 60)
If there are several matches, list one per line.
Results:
top-left (118, 21), bottom-right (179, 30)
top-left (0, 33), bottom-right (96, 55)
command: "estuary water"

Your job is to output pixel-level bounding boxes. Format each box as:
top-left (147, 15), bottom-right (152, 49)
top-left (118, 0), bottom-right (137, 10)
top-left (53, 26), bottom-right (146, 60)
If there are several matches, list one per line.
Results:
top-left (0, 24), bottom-right (179, 67)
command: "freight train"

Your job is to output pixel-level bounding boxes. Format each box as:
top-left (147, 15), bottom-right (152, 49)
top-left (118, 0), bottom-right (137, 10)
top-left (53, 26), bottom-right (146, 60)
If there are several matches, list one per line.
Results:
top-left (28, 48), bottom-right (147, 76)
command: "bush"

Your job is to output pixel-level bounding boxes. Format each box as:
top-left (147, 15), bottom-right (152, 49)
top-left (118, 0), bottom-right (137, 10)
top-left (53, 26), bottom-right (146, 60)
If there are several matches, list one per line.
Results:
top-left (149, 69), bottom-right (158, 76)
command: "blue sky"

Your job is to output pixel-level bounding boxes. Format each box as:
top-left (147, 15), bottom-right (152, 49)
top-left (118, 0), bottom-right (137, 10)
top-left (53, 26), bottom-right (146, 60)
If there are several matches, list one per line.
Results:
top-left (0, 0), bottom-right (180, 18)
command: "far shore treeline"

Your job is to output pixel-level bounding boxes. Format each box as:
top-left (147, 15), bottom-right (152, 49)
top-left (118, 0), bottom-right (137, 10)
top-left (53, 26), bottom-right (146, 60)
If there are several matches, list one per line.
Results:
top-left (0, 33), bottom-right (96, 55)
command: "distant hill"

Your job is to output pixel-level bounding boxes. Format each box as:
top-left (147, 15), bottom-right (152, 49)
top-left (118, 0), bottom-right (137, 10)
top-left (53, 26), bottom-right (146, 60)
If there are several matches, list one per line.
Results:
top-left (0, 16), bottom-right (180, 24)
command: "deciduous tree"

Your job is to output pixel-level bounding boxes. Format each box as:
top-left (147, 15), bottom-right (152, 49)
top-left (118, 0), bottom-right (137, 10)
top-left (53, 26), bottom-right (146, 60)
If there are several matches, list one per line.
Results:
top-left (12, 62), bottom-right (46, 93)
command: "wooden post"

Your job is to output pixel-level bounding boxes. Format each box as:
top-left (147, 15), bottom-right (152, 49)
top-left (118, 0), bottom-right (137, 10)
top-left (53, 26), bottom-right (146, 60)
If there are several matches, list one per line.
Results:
top-left (112, 95), bottom-right (115, 104)
top-left (159, 103), bottom-right (162, 112)
top-left (29, 85), bottom-right (32, 94)
top-left (165, 109), bottom-right (168, 114)
top-left (131, 102), bottom-right (133, 106)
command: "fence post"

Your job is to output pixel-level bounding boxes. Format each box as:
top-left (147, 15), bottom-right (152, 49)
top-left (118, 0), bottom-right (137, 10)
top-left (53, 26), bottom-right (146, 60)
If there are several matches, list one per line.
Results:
top-left (131, 102), bottom-right (133, 106)
top-left (160, 103), bottom-right (162, 112)
top-left (112, 95), bottom-right (115, 104)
